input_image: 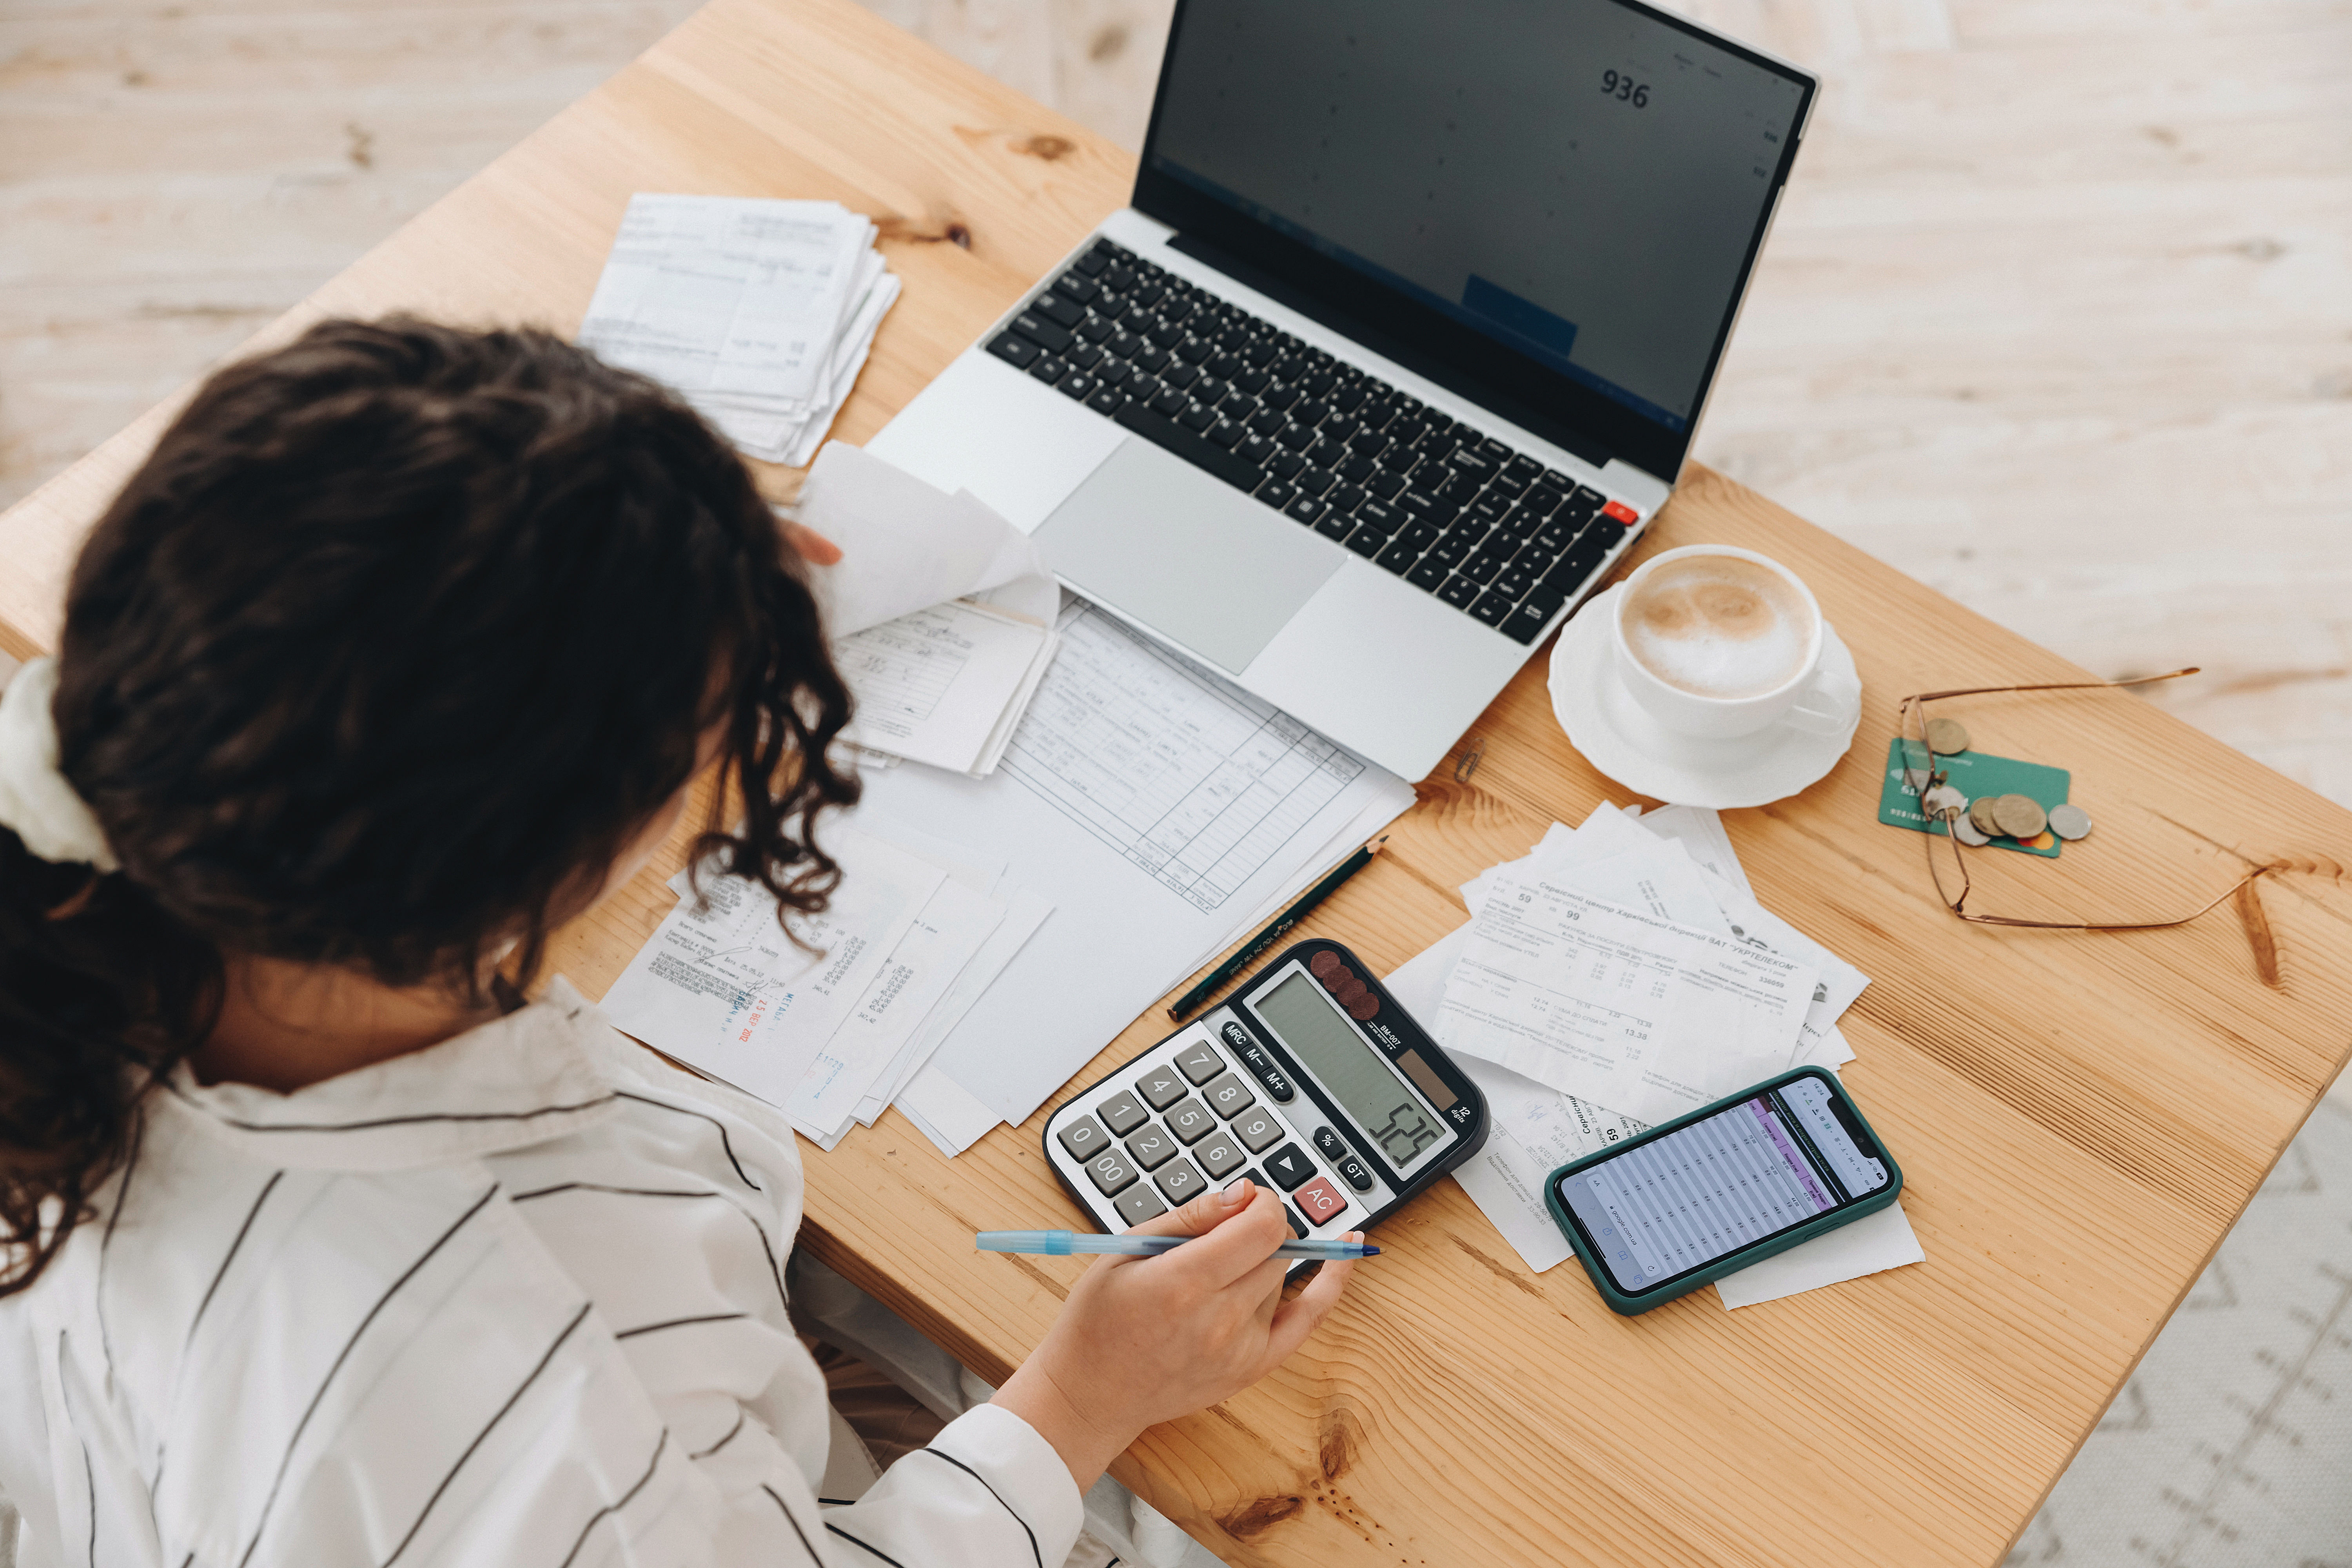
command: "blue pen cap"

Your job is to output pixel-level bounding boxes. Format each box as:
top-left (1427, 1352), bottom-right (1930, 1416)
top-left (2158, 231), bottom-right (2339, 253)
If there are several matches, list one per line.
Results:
top-left (976, 1230), bottom-right (1075, 1255)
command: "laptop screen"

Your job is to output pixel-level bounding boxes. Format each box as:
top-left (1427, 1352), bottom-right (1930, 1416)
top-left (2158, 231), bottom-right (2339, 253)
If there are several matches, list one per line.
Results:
top-left (1136, 0), bottom-right (1811, 474)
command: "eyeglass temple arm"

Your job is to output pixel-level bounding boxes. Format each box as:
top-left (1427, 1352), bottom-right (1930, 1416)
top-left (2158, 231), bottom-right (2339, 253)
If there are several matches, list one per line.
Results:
top-left (1957, 864), bottom-right (2266, 932)
top-left (1903, 668), bottom-right (2200, 708)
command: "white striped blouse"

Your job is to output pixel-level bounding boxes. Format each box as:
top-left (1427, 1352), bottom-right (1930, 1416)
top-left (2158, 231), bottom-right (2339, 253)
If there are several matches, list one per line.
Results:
top-left (0, 980), bottom-right (1083, 1568)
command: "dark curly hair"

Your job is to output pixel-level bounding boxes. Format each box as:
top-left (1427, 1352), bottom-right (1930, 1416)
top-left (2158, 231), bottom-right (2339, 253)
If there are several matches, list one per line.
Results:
top-left (0, 316), bottom-right (858, 1294)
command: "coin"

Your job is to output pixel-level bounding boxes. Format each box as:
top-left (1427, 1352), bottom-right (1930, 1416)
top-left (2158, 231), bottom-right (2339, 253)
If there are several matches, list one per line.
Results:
top-left (1992, 793), bottom-right (2047, 840)
top-left (1924, 717), bottom-right (1971, 755)
top-left (1951, 815), bottom-right (1991, 846)
top-left (2047, 802), bottom-right (2092, 841)
top-left (1923, 784), bottom-right (1967, 819)
top-left (1967, 796), bottom-right (2003, 837)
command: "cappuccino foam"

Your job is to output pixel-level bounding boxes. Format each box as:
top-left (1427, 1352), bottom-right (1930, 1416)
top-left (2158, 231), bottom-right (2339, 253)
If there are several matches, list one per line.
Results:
top-left (1622, 555), bottom-right (1813, 699)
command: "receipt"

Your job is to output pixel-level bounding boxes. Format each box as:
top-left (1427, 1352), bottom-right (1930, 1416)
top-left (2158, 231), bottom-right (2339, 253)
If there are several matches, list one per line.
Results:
top-left (1631, 802), bottom-right (1753, 898)
top-left (1514, 804), bottom-right (1867, 1069)
top-left (795, 442), bottom-right (1058, 638)
top-left (1455, 1051), bottom-right (1651, 1272)
top-left (1438, 874), bottom-right (1817, 1124)
top-left (599, 826), bottom-right (945, 1104)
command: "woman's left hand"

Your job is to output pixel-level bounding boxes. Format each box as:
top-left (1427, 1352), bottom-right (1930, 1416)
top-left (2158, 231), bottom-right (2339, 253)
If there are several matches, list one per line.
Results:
top-left (782, 519), bottom-right (842, 566)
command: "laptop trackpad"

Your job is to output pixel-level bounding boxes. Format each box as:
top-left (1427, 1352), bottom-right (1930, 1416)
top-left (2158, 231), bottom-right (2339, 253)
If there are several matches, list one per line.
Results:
top-left (1032, 439), bottom-right (1340, 674)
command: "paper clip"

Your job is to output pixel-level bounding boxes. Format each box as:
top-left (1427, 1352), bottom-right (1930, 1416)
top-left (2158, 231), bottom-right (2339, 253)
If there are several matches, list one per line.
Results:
top-left (1454, 738), bottom-right (1484, 783)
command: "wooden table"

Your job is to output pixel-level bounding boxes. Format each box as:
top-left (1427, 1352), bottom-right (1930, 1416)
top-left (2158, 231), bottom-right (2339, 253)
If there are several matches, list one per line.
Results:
top-left (4, 3), bottom-right (2347, 1563)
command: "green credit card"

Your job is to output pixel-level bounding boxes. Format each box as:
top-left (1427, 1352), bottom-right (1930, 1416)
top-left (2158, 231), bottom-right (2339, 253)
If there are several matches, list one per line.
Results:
top-left (1877, 738), bottom-right (2070, 858)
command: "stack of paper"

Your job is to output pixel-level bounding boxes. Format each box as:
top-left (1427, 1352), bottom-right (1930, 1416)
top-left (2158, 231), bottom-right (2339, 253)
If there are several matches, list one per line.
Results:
top-left (795, 444), bottom-right (1060, 777)
top-left (598, 592), bottom-right (1415, 1157)
top-left (579, 194), bottom-right (899, 466)
top-left (600, 820), bottom-right (1054, 1150)
top-left (592, 429), bottom-right (1416, 1151)
top-left (853, 601), bottom-right (1418, 1158)
top-left (1382, 803), bottom-right (1926, 1308)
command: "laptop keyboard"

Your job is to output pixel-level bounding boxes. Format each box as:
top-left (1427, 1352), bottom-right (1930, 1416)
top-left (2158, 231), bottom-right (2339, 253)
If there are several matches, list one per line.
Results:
top-left (984, 238), bottom-right (1642, 646)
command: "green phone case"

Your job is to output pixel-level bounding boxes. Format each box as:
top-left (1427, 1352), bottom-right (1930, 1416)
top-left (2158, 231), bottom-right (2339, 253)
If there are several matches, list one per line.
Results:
top-left (1543, 1066), bottom-right (1905, 1316)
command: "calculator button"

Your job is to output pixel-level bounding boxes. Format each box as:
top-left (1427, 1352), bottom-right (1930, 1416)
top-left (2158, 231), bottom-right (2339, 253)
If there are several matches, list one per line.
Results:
top-left (1124, 1124), bottom-right (1178, 1171)
top-left (1336, 1154), bottom-right (1375, 1192)
top-left (1135, 1065), bottom-right (1188, 1109)
top-left (1097, 1090), bottom-right (1150, 1136)
top-left (1084, 1149), bottom-right (1139, 1197)
top-left (1112, 1184), bottom-right (1167, 1226)
top-left (1293, 1176), bottom-right (1348, 1227)
top-left (1310, 1126), bottom-right (1348, 1163)
top-left (1154, 1157), bottom-right (1207, 1205)
top-left (1262, 1143), bottom-right (1316, 1191)
top-left (1163, 1097), bottom-right (1216, 1144)
top-left (1232, 1109), bottom-right (1285, 1153)
top-left (1201, 1071), bottom-right (1256, 1120)
top-left (1056, 1115), bottom-right (1112, 1161)
top-left (1193, 1131), bottom-right (1246, 1181)
top-left (1225, 1032), bottom-right (1297, 1101)
top-left (1174, 1040), bottom-right (1225, 1083)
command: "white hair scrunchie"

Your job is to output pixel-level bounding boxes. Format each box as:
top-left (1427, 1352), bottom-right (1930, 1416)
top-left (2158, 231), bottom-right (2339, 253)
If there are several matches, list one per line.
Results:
top-left (0, 657), bottom-right (118, 873)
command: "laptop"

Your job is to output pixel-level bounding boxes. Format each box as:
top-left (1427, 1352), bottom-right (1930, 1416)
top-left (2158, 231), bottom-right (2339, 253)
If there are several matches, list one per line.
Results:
top-left (867, 0), bottom-right (1818, 781)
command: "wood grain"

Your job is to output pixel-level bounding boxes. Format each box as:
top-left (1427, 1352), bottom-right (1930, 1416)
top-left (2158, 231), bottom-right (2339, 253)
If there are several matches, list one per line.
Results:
top-left (2, 2), bottom-right (2350, 1564)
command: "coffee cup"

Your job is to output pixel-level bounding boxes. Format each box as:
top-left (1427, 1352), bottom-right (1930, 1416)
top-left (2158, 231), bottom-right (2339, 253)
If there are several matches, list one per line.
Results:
top-left (1610, 545), bottom-right (1859, 741)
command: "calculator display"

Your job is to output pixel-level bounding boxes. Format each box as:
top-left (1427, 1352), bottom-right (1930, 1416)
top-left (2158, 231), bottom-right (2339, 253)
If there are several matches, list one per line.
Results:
top-left (1555, 1077), bottom-right (1889, 1296)
top-left (1254, 972), bottom-right (1449, 1169)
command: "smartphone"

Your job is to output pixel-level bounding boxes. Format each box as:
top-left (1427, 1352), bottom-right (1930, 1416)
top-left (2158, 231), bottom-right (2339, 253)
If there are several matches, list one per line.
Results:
top-left (1543, 1067), bottom-right (1904, 1315)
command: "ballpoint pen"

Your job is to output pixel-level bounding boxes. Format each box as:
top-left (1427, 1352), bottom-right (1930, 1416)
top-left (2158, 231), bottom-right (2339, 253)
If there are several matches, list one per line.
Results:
top-left (976, 1230), bottom-right (1381, 1260)
top-left (1167, 834), bottom-right (1388, 1020)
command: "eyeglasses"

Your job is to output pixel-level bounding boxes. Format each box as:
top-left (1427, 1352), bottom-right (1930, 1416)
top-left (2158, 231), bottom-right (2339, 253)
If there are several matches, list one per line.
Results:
top-left (1898, 669), bottom-right (2265, 931)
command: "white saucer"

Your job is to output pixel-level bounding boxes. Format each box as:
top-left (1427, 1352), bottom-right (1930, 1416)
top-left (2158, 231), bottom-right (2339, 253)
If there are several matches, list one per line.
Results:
top-left (1548, 584), bottom-right (1861, 809)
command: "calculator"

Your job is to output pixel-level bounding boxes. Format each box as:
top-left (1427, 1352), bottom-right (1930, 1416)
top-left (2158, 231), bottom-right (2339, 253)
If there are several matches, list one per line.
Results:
top-left (1042, 940), bottom-right (1488, 1252)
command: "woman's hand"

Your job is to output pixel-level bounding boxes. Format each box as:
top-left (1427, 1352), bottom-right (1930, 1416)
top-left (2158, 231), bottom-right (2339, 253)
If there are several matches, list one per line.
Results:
top-left (781, 518), bottom-right (842, 566)
top-left (992, 1180), bottom-right (1357, 1488)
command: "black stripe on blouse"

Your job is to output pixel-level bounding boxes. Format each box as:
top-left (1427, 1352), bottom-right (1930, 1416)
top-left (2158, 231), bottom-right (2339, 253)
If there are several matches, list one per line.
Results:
top-left (825, 1523), bottom-right (911, 1568)
top-left (915, 1448), bottom-right (1043, 1568)
top-left (96, 1112), bottom-right (146, 1384)
top-left (58, 1331), bottom-right (95, 1568)
top-left (762, 1484), bottom-right (826, 1565)
top-left (613, 1312), bottom-right (749, 1341)
top-left (205, 1096), bottom-right (617, 1134)
top-left (186, 1170), bottom-right (283, 1349)
top-left (508, 1183), bottom-right (787, 1315)
top-left (554, 1428), bottom-right (670, 1568)
top-left (234, 1183), bottom-right (499, 1568)
top-left (381, 1300), bottom-right (595, 1567)
top-left (691, 1408), bottom-right (748, 1462)
top-left (613, 1091), bottom-right (764, 1191)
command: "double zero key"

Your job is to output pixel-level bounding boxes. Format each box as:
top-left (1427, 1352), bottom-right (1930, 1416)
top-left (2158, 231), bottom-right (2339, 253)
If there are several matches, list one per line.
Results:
top-left (1083, 1147), bottom-right (1138, 1197)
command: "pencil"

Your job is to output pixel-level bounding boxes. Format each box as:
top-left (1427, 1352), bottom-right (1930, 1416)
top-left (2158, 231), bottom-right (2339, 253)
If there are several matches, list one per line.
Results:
top-left (1167, 835), bottom-right (1387, 1020)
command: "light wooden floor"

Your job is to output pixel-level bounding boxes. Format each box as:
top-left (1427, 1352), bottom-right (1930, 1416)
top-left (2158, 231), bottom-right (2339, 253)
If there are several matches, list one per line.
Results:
top-left (3, 0), bottom-right (2348, 817)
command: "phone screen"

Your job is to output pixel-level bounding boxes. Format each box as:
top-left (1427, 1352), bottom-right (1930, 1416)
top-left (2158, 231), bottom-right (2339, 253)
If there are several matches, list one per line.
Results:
top-left (1554, 1074), bottom-right (1889, 1296)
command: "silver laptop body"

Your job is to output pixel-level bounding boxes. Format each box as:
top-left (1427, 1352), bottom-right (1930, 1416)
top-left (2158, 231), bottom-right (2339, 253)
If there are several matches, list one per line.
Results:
top-left (869, 0), bottom-right (1818, 780)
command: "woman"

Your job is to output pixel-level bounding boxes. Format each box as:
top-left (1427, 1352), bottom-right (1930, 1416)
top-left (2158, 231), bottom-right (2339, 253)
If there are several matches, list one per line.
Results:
top-left (0, 318), bottom-right (1354, 1567)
